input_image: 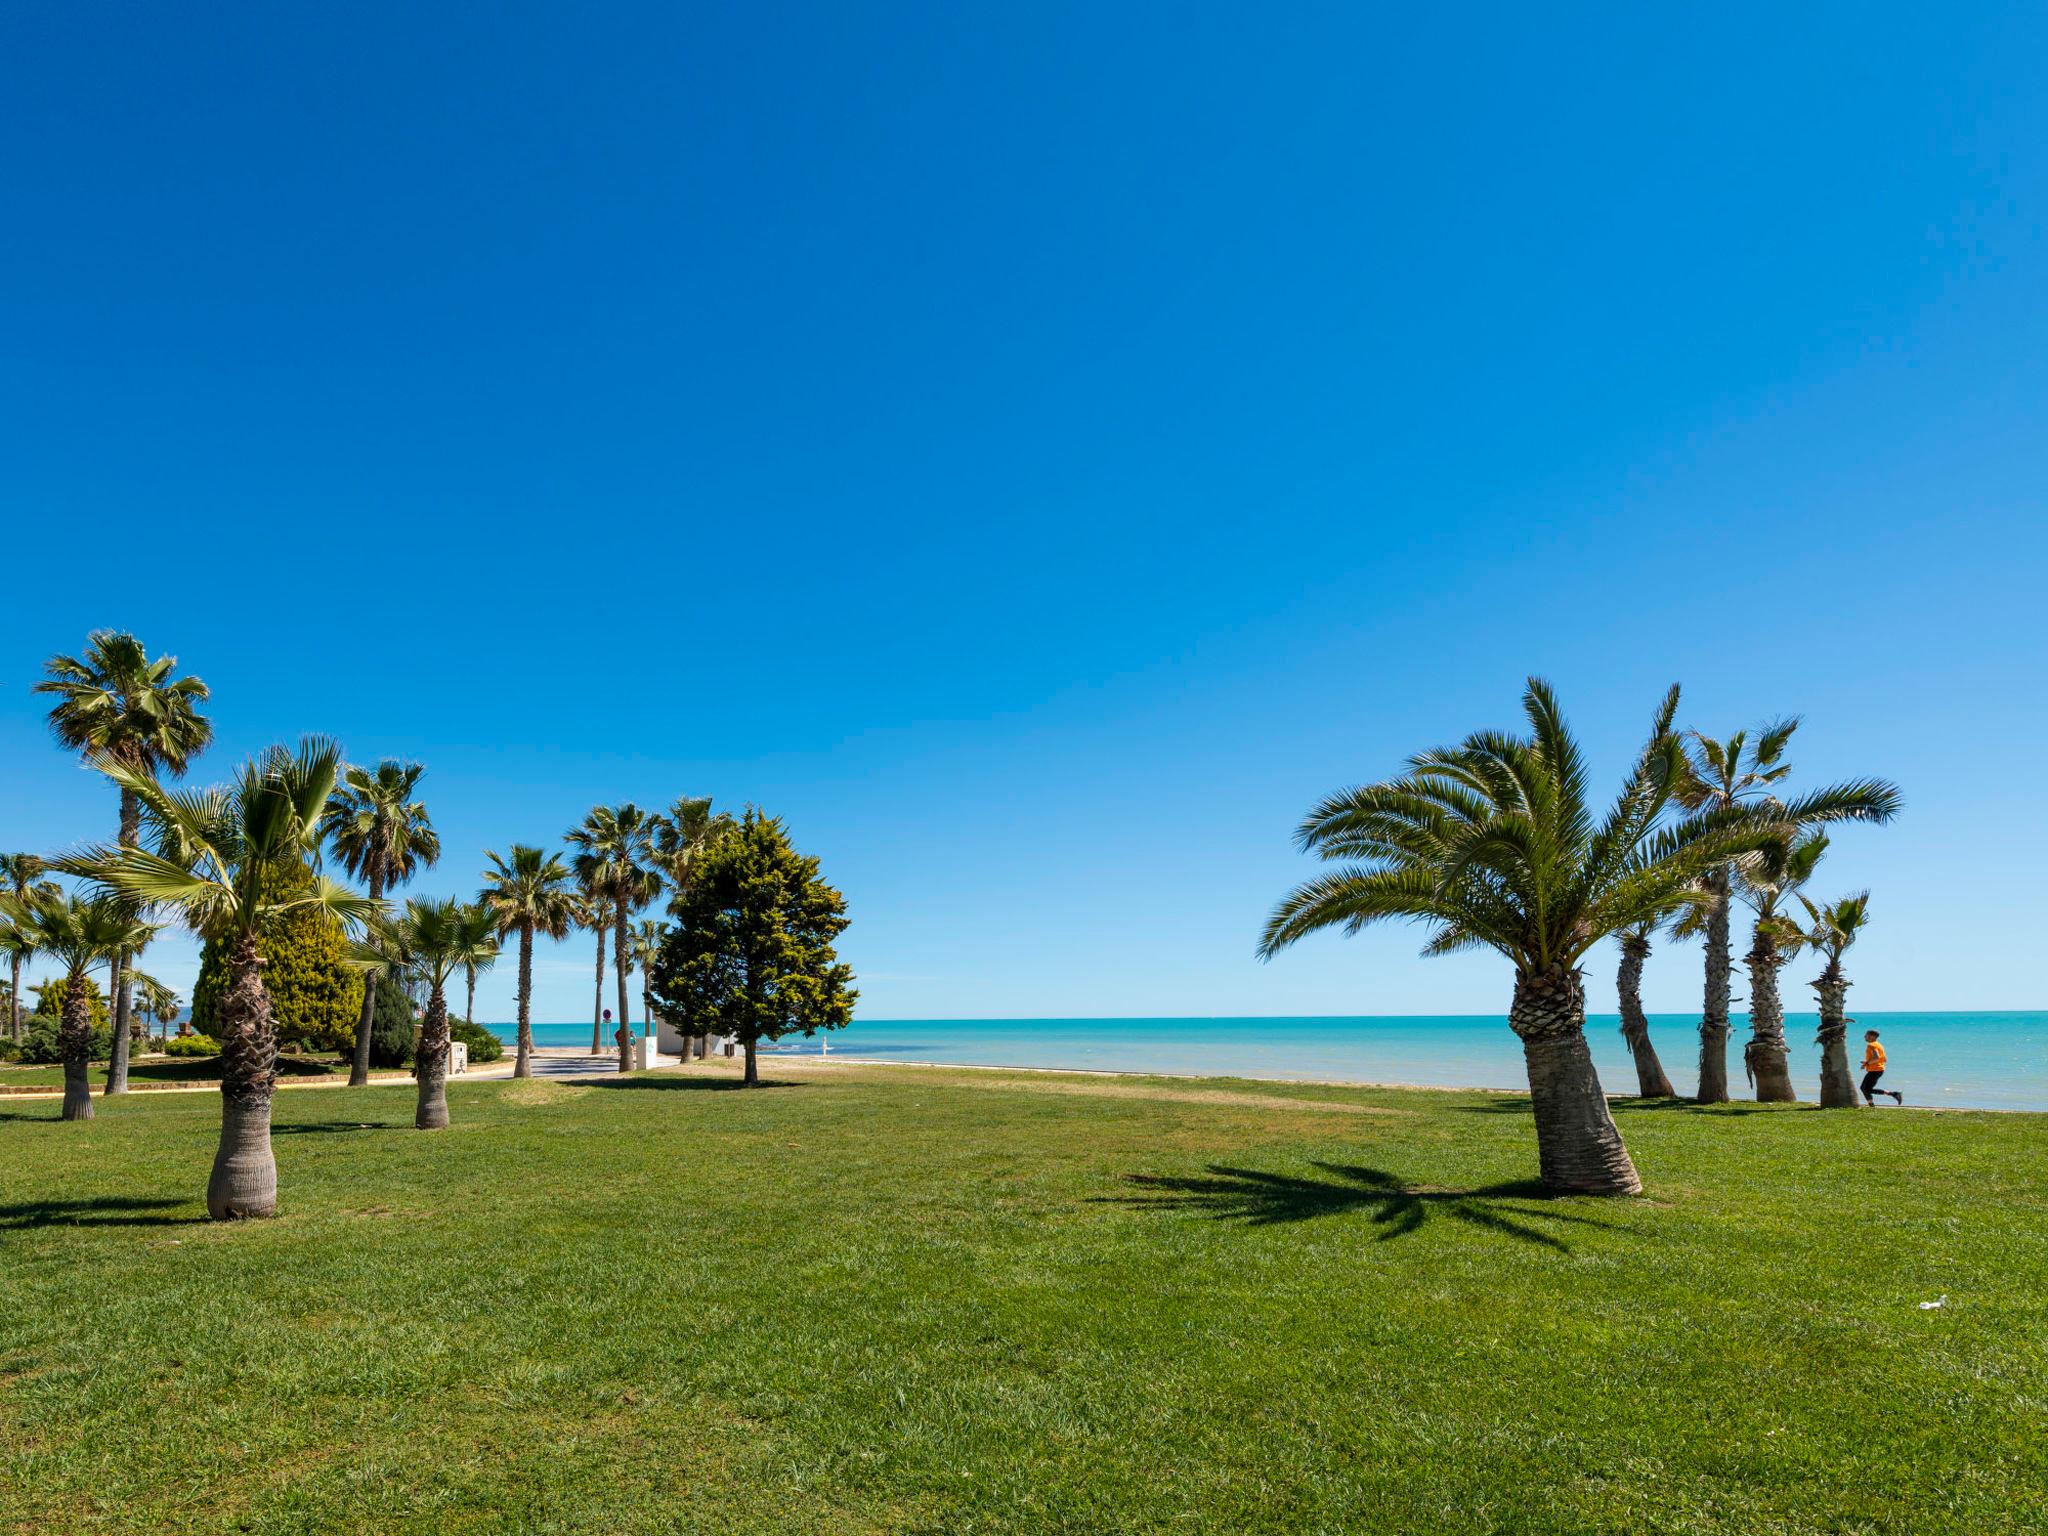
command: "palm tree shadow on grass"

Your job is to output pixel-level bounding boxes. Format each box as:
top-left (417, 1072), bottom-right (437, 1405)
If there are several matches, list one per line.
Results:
top-left (0, 1196), bottom-right (196, 1230)
top-left (271, 1120), bottom-right (397, 1135)
top-left (585, 1077), bottom-right (804, 1093)
top-left (1106, 1163), bottom-right (1638, 1252)
top-left (1452, 1095), bottom-right (1790, 1118)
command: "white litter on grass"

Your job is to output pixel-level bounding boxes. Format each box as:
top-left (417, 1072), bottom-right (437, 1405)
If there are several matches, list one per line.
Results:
top-left (1918, 1296), bottom-right (1948, 1310)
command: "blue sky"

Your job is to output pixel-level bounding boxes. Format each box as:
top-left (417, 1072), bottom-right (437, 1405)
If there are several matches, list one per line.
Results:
top-left (3, 4), bottom-right (2044, 1024)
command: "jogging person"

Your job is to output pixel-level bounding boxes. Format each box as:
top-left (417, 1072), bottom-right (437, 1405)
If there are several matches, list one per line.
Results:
top-left (1860, 1029), bottom-right (1903, 1105)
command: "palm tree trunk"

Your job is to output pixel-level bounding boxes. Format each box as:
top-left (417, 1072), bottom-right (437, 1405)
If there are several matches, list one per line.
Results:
top-left (742, 1035), bottom-right (759, 1087)
top-left (1616, 933), bottom-right (1676, 1098)
top-left (208, 933), bottom-right (278, 1219)
top-left (1743, 924), bottom-right (1797, 1102)
top-left (60, 966), bottom-right (94, 1121)
top-left (613, 910), bottom-right (632, 1073)
top-left (9, 951), bottom-right (23, 1042)
top-left (1696, 864), bottom-right (1734, 1104)
top-left (1510, 966), bottom-right (1641, 1196)
top-left (514, 925), bottom-right (535, 1079)
top-left (104, 787), bottom-right (141, 1095)
top-left (1813, 965), bottom-right (1858, 1108)
top-left (465, 964), bottom-right (477, 1029)
top-left (416, 985), bottom-right (451, 1130)
top-left (590, 923), bottom-right (605, 1053)
top-left (349, 857), bottom-right (386, 1087)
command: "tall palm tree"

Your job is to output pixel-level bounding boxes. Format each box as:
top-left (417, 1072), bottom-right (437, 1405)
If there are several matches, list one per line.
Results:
top-left (35, 632), bottom-right (212, 1095)
top-left (133, 974), bottom-right (181, 1044)
top-left (1801, 891), bottom-right (1872, 1108)
top-left (1675, 722), bottom-right (1900, 1104)
top-left (321, 762), bottom-right (440, 1086)
top-left (1260, 681), bottom-right (1787, 1195)
top-left (386, 898), bottom-right (489, 1130)
top-left (452, 901), bottom-right (500, 1030)
top-left (1614, 918), bottom-right (1677, 1098)
top-left (651, 796), bottom-right (732, 1059)
top-left (567, 804), bottom-right (662, 1073)
top-left (1, 853), bottom-right (60, 1042)
top-left (1735, 832), bottom-right (1826, 1101)
top-left (59, 737), bottom-right (378, 1218)
top-left (14, 892), bottom-right (159, 1120)
top-left (479, 845), bottom-right (574, 1079)
top-left (570, 882), bottom-right (607, 1054)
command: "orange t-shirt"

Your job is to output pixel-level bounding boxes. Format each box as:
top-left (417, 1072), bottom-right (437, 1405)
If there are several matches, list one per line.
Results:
top-left (1862, 1040), bottom-right (1887, 1072)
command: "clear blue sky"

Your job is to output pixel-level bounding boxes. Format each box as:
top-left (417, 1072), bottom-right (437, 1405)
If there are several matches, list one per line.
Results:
top-left (4, 4), bottom-right (2044, 1024)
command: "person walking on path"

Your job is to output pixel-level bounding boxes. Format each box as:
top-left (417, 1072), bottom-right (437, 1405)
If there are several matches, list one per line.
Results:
top-left (1861, 1029), bottom-right (1903, 1106)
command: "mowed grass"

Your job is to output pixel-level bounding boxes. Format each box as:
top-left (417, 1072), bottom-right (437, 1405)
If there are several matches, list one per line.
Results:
top-left (0, 1056), bottom-right (367, 1090)
top-left (2, 1061), bottom-right (2042, 1535)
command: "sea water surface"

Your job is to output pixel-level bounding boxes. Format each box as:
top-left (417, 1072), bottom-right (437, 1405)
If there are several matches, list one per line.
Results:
top-left (498, 1012), bottom-right (2047, 1112)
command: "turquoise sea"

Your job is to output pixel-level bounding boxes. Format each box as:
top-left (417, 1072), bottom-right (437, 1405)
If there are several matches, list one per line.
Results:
top-left (497, 1012), bottom-right (2047, 1112)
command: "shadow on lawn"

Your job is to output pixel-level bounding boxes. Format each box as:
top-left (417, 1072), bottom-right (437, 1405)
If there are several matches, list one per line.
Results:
top-left (586, 1077), bottom-right (804, 1093)
top-left (1455, 1095), bottom-right (1791, 1118)
top-left (0, 1196), bottom-right (197, 1230)
top-left (272, 1121), bottom-right (396, 1135)
top-left (1107, 1162), bottom-right (1635, 1251)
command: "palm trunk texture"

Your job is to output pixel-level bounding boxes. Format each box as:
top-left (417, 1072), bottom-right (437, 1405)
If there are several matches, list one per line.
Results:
top-left (208, 934), bottom-right (278, 1219)
top-left (1814, 966), bottom-right (1859, 1108)
top-left (349, 856), bottom-right (386, 1087)
top-left (60, 968), bottom-right (94, 1121)
top-left (1696, 864), bottom-right (1733, 1104)
top-left (1510, 967), bottom-right (1641, 1196)
top-left (514, 926), bottom-right (535, 1079)
top-left (1616, 932), bottom-right (1677, 1098)
top-left (614, 911), bottom-right (632, 1073)
top-left (10, 952), bottom-right (25, 1041)
top-left (589, 924), bottom-right (605, 1053)
top-left (416, 986), bottom-right (451, 1130)
top-left (1743, 926), bottom-right (1797, 1102)
top-left (104, 787), bottom-right (141, 1095)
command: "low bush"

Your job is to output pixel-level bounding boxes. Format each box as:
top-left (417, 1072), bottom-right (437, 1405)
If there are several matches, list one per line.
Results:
top-left (161, 1033), bottom-right (221, 1058)
top-left (17, 1015), bottom-right (114, 1065)
top-left (449, 1018), bottom-right (505, 1064)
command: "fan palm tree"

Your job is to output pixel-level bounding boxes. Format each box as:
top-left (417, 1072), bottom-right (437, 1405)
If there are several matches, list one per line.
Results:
top-left (452, 901), bottom-right (500, 1029)
top-left (387, 898), bottom-right (491, 1130)
top-left (2, 854), bottom-right (60, 1042)
top-left (1801, 891), bottom-right (1872, 1108)
top-left (58, 737), bottom-right (378, 1218)
top-left (133, 974), bottom-right (181, 1044)
top-left (1614, 918), bottom-right (1677, 1098)
top-left (1260, 680), bottom-right (1791, 1195)
top-left (479, 845), bottom-right (575, 1078)
top-left (630, 918), bottom-right (664, 1037)
top-left (13, 892), bottom-right (159, 1119)
top-left (567, 804), bottom-right (662, 1073)
top-left (321, 761), bottom-right (440, 1086)
top-left (569, 881), bottom-right (608, 1054)
top-left (1675, 722), bottom-right (1900, 1103)
top-left (651, 796), bottom-right (732, 1058)
top-left (35, 632), bottom-right (212, 1095)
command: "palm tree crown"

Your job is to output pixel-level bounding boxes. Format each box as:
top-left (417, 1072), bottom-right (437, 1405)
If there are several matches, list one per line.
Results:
top-left (479, 846), bottom-right (575, 943)
top-left (35, 631), bottom-right (212, 778)
top-left (321, 761), bottom-right (440, 891)
top-left (567, 804), bottom-right (663, 916)
top-left (15, 890), bottom-right (160, 979)
top-left (1801, 890), bottom-right (1871, 966)
top-left (650, 796), bottom-right (734, 896)
top-left (1261, 682), bottom-right (1775, 974)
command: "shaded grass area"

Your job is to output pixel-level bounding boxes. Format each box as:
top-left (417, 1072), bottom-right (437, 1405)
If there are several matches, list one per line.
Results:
top-left (0, 1055), bottom-right (355, 1090)
top-left (1, 1063), bottom-right (2042, 1534)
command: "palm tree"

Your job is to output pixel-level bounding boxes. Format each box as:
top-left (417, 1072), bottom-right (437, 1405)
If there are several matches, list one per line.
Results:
top-left (1801, 892), bottom-right (1872, 1108)
top-left (133, 974), bottom-right (181, 1044)
top-left (321, 762), bottom-right (440, 1086)
top-left (13, 892), bottom-right (159, 1120)
top-left (1614, 919), bottom-right (1677, 1098)
top-left (1, 853), bottom-right (60, 1042)
top-left (387, 898), bottom-right (489, 1130)
top-left (1735, 832), bottom-right (1826, 1102)
top-left (631, 918), bottom-right (664, 1037)
top-left (452, 901), bottom-right (500, 1030)
top-left (651, 796), bottom-right (732, 1058)
top-left (35, 632), bottom-right (212, 1095)
top-left (1260, 680), bottom-right (1788, 1195)
top-left (479, 845), bottom-right (575, 1079)
top-left (1675, 722), bottom-right (1900, 1104)
top-left (59, 737), bottom-right (378, 1218)
top-left (570, 882), bottom-right (607, 1054)
top-left (567, 804), bottom-right (662, 1073)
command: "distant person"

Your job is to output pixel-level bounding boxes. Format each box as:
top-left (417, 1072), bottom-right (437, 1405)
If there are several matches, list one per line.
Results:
top-left (1861, 1029), bottom-right (1903, 1106)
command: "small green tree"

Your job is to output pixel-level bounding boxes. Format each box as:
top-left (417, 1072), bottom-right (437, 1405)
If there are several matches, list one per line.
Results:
top-left (648, 811), bottom-right (855, 1087)
top-left (191, 859), bottom-right (364, 1053)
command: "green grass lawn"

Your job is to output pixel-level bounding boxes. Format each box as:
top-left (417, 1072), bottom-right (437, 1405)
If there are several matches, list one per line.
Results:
top-left (2, 1061), bottom-right (2041, 1534)
top-left (0, 1055), bottom-right (359, 1090)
